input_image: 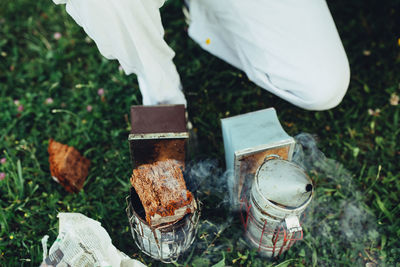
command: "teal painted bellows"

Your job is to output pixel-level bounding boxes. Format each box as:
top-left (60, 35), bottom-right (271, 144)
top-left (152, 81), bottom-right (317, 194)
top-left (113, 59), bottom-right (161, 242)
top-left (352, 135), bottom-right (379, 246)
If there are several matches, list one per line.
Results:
top-left (221, 108), bottom-right (294, 172)
top-left (221, 107), bottom-right (296, 203)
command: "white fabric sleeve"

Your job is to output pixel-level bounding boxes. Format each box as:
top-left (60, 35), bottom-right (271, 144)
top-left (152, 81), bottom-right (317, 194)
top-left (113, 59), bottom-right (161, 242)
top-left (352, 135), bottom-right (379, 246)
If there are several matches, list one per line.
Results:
top-left (53, 0), bottom-right (186, 106)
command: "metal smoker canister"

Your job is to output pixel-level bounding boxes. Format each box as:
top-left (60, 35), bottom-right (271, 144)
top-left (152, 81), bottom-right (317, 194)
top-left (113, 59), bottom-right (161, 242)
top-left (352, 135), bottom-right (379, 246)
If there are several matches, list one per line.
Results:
top-left (126, 188), bottom-right (200, 263)
top-left (242, 157), bottom-right (313, 257)
top-left (126, 105), bottom-right (199, 263)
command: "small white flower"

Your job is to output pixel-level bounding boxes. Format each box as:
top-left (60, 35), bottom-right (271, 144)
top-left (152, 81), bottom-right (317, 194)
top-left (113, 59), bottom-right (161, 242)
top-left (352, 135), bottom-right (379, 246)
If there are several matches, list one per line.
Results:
top-left (45, 98), bottom-right (54, 104)
top-left (363, 50), bottom-right (371, 56)
top-left (53, 32), bottom-right (62, 40)
top-left (390, 93), bottom-right (399, 106)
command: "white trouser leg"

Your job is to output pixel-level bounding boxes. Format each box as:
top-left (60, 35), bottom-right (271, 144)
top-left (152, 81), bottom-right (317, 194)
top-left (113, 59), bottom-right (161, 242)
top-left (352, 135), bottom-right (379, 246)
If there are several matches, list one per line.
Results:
top-left (188, 0), bottom-right (350, 110)
top-left (53, 0), bottom-right (186, 106)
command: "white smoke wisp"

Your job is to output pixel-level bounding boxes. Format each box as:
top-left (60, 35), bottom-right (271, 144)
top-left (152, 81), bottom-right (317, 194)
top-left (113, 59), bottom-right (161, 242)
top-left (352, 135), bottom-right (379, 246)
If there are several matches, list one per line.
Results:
top-left (183, 159), bottom-right (240, 264)
top-left (181, 134), bottom-right (381, 265)
top-left (185, 159), bottom-right (235, 210)
top-left (293, 133), bottom-right (380, 265)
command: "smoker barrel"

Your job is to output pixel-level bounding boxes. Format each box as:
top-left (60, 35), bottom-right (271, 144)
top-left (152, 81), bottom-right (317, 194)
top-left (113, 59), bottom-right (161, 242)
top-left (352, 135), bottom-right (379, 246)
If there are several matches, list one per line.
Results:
top-left (126, 187), bottom-right (200, 263)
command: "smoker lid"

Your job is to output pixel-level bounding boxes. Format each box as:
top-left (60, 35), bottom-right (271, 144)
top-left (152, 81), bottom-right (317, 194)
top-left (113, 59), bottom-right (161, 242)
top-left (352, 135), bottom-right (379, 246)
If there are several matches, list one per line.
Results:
top-left (130, 105), bottom-right (187, 134)
top-left (255, 159), bottom-right (313, 208)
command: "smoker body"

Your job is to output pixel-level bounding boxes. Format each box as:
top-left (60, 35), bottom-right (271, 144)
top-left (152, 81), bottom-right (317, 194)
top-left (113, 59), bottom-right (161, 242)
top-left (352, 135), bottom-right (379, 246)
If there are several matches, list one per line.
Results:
top-left (242, 158), bottom-right (313, 257)
top-left (126, 189), bottom-right (200, 263)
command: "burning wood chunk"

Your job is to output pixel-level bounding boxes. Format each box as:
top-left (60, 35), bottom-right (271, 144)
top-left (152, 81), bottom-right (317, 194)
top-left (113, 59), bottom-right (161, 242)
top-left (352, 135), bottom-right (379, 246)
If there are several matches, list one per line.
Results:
top-left (130, 159), bottom-right (196, 227)
top-left (48, 139), bottom-right (90, 193)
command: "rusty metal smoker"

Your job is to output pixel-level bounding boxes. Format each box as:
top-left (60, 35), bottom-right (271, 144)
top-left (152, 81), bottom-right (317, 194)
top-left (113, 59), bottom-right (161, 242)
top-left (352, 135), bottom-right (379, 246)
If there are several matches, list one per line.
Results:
top-left (126, 105), bottom-right (199, 263)
top-left (221, 108), bottom-right (314, 257)
top-left (242, 157), bottom-right (313, 257)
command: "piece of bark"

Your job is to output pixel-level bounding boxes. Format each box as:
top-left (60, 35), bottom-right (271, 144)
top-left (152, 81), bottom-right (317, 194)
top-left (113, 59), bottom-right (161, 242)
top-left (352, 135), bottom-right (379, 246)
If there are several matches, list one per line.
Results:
top-left (130, 159), bottom-right (195, 227)
top-left (48, 139), bottom-right (90, 193)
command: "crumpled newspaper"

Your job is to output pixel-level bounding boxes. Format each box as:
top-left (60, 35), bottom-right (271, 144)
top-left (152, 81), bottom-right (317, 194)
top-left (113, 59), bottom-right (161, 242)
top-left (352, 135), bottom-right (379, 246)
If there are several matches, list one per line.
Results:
top-left (40, 213), bottom-right (146, 267)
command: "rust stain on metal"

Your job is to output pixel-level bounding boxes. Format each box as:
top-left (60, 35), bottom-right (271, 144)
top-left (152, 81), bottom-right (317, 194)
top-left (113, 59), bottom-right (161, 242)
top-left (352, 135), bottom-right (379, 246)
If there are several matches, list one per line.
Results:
top-left (131, 139), bottom-right (186, 169)
top-left (153, 140), bottom-right (186, 169)
top-left (238, 146), bottom-right (290, 199)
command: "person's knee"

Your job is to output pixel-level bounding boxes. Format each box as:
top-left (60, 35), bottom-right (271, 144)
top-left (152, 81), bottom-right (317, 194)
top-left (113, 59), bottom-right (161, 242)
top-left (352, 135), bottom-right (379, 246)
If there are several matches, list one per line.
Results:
top-left (297, 60), bottom-right (350, 111)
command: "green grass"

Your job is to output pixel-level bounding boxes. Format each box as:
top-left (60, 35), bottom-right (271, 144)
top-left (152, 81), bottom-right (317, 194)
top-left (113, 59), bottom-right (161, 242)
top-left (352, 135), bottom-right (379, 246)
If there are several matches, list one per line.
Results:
top-left (1, 0), bottom-right (400, 266)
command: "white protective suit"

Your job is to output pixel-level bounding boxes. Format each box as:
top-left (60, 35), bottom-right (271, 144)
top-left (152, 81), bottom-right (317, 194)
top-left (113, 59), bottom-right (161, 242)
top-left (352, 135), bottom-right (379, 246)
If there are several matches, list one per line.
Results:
top-left (53, 0), bottom-right (350, 110)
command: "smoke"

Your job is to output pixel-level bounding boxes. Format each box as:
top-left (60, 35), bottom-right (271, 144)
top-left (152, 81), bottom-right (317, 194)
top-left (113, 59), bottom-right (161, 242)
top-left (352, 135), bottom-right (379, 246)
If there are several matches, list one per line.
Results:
top-left (182, 160), bottom-right (239, 264)
top-left (185, 159), bottom-right (235, 210)
top-left (174, 133), bottom-right (381, 265)
top-left (293, 133), bottom-right (379, 266)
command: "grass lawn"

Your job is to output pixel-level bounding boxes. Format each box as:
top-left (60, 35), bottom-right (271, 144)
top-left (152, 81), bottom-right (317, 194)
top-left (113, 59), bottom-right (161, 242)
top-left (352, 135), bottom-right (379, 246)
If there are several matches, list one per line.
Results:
top-left (1, 0), bottom-right (399, 266)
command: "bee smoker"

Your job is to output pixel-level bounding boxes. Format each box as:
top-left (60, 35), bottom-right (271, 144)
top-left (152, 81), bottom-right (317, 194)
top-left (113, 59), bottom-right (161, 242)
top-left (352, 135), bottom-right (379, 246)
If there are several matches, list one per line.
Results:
top-left (243, 157), bottom-right (313, 257)
top-left (221, 108), bottom-right (314, 257)
top-left (126, 105), bottom-right (200, 263)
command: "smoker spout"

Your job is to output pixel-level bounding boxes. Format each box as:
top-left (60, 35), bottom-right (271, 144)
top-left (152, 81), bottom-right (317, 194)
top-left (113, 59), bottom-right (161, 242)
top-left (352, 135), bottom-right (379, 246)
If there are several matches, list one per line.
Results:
top-left (306, 184), bottom-right (313, 192)
top-left (256, 159), bottom-right (314, 208)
